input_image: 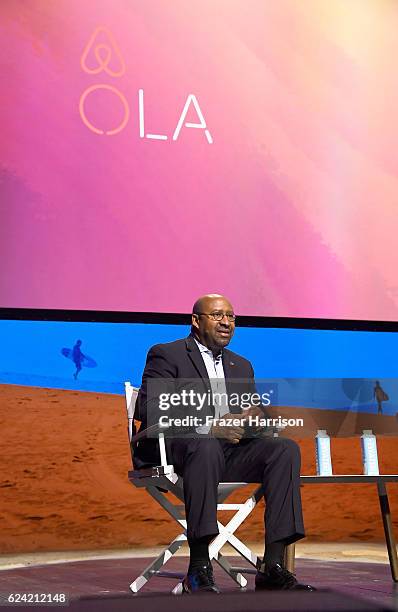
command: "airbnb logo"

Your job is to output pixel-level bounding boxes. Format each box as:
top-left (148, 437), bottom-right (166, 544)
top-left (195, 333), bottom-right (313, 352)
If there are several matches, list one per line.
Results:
top-left (79, 26), bottom-right (213, 143)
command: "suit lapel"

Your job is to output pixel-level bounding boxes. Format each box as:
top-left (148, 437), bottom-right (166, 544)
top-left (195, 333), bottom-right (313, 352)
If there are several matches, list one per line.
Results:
top-left (185, 336), bottom-right (210, 382)
top-left (222, 349), bottom-right (236, 400)
top-left (222, 349), bottom-right (235, 380)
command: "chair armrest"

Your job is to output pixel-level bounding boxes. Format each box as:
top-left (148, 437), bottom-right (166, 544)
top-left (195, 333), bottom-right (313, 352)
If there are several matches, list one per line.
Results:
top-left (131, 422), bottom-right (167, 443)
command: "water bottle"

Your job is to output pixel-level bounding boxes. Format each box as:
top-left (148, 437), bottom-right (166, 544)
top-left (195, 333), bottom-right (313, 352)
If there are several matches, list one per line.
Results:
top-left (315, 430), bottom-right (333, 476)
top-left (361, 430), bottom-right (379, 476)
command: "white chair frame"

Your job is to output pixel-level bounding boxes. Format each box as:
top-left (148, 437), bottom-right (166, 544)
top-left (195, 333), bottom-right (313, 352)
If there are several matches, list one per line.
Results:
top-left (124, 382), bottom-right (264, 594)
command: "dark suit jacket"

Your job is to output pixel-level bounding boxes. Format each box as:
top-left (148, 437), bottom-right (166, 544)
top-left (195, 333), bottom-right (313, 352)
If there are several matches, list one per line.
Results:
top-left (133, 335), bottom-right (257, 468)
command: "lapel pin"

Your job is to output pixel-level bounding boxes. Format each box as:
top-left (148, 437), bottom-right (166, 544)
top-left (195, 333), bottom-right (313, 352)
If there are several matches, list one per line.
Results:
top-left (230, 361), bottom-right (235, 366)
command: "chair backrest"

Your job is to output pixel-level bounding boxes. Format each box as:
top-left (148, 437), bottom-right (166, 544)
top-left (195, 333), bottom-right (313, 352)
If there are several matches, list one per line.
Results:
top-left (124, 380), bottom-right (177, 473)
top-left (124, 381), bottom-right (139, 442)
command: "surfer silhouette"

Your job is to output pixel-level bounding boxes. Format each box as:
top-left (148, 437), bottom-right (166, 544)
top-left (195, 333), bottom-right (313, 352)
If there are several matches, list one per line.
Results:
top-left (72, 340), bottom-right (84, 380)
top-left (374, 381), bottom-right (389, 415)
top-left (61, 340), bottom-right (97, 379)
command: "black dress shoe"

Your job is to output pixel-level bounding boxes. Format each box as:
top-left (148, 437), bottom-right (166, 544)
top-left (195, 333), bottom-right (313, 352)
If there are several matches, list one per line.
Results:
top-left (182, 562), bottom-right (220, 594)
top-left (255, 563), bottom-right (316, 591)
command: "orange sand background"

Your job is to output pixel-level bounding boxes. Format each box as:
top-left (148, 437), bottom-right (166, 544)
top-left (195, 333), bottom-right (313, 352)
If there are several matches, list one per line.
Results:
top-left (1, 384), bottom-right (397, 553)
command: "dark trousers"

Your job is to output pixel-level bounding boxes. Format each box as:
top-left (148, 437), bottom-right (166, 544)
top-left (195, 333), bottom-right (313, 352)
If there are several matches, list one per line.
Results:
top-left (169, 436), bottom-right (305, 545)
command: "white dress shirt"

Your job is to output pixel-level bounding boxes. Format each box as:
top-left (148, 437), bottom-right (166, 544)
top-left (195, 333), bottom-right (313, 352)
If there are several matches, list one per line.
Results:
top-left (194, 338), bottom-right (230, 433)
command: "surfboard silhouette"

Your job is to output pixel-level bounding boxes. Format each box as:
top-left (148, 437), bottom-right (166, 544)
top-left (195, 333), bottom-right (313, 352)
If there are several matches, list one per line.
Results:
top-left (61, 347), bottom-right (97, 368)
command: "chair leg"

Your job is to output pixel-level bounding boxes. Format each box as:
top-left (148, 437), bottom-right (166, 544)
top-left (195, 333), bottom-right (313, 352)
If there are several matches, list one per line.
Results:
top-left (171, 581), bottom-right (184, 595)
top-left (138, 484), bottom-right (263, 594)
top-left (213, 552), bottom-right (248, 587)
top-left (129, 534), bottom-right (186, 593)
top-left (225, 532), bottom-right (261, 568)
top-left (377, 480), bottom-right (398, 582)
top-left (209, 494), bottom-right (258, 561)
top-left (147, 486), bottom-right (187, 529)
top-left (285, 543), bottom-right (296, 573)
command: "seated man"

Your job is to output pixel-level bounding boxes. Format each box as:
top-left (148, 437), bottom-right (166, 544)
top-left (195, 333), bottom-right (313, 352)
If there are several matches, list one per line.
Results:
top-left (136, 294), bottom-right (314, 594)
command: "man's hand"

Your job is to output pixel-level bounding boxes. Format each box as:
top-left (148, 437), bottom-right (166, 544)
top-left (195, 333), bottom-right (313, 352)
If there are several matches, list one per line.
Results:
top-left (241, 405), bottom-right (267, 435)
top-left (242, 406), bottom-right (265, 420)
top-left (211, 413), bottom-right (245, 444)
top-left (210, 406), bottom-right (268, 443)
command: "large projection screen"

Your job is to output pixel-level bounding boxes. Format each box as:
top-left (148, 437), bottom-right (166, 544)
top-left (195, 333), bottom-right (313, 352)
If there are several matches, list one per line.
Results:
top-left (1, 0), bottom-right (398, 319)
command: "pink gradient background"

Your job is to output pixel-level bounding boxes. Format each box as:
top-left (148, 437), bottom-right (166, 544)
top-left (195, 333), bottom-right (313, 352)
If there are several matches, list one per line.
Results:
top-left (1, 0), bottom-right (398, 319)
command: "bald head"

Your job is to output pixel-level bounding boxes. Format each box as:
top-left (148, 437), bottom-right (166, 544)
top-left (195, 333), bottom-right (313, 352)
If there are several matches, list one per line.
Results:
top-left (191, 294), bottom-right (235, 354)
top-left (192, 294), bottom-right (232, 315)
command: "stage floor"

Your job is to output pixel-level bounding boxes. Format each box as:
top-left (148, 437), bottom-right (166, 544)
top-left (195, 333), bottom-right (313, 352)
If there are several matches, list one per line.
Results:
top-left (0, 550), bottom-right (397, 610)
